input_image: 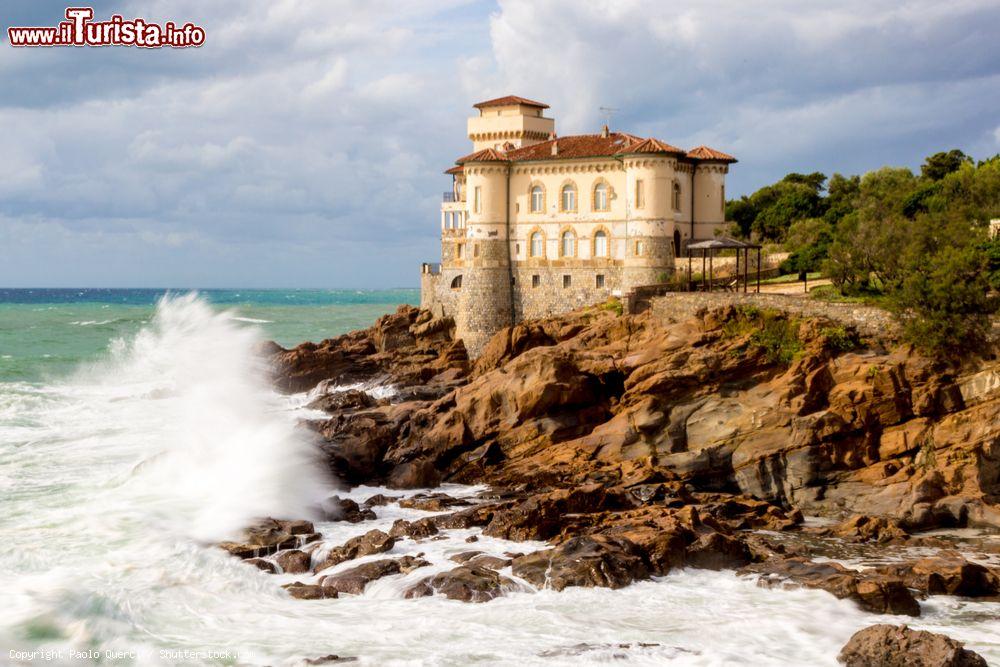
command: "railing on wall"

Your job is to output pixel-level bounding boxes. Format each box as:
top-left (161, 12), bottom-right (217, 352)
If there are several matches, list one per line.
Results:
top-left (442, 192), bottom-right (457, 202)
top-left (421, 262), bottom-right (441, 276)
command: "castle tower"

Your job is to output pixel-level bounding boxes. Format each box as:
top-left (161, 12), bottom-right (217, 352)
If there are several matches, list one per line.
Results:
top-left (467, 95), bottom-right (554, 151)
top-left (456, 150), bottom-right (512, 357)
top-left (620, 140), bottom-right (681, 294)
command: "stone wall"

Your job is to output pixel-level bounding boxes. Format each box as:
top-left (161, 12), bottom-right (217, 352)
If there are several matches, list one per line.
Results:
top-left (513, 265), bottom-right (623, 321)
top-left (649, 292), bottom-right (897, 338)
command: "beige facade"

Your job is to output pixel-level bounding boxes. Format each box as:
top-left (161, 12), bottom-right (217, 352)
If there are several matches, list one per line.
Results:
top-left (421, 95), bottom-right (737, 357)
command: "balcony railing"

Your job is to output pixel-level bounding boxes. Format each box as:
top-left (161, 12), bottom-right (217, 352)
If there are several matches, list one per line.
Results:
top-left (443, 192), bottom-right (457, 202)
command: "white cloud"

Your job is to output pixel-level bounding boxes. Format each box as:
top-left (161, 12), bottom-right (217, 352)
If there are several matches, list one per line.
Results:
top-left (1, 0), bottom-right (998, 287)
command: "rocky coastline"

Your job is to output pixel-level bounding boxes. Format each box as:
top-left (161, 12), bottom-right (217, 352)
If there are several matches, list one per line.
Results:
top-left (235, 302), bottom-right (999, 664)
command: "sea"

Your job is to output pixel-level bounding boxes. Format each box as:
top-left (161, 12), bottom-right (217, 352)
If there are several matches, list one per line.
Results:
top-left (0, 289), bottom-right (997, 666)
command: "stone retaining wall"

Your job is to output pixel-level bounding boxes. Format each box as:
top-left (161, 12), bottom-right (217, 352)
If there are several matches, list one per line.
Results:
top-left (649, 292), bottom-right (897, 338)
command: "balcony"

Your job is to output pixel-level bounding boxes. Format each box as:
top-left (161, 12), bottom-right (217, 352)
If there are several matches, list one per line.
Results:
top-left (443, 192), bottom-right (457, 202)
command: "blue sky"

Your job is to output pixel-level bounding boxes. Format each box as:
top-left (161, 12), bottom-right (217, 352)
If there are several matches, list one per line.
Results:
top-left (1, 0), bottom-right (999, 288)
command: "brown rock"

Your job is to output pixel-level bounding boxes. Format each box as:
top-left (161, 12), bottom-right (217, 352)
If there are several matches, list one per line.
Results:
top-left (838, 624), bottom-right (987, 667)
top-left (388, 518), bottom-right (439, 539)
top-left (219, 518), bottom-right (317, 559)
top-left (878, 554), bottom-right (1000, 597)
top-left (318, 496), bottom-right (377, 523)
top-left (319, 556), bottom-right (429, 595)
top-left (245, 558), bottom-right (277, 573)
top-left (511, 536), bottom-right (649, 591)
top-left (829, 515), bottom-right (909, 543)
top-left (314, 530), bottom-right (396, 573)
top-left (741, 558), bottom-right (920, 616)
top-left (274, 549), bottom-right (312, 574)
top-left (398, 493), bottom-right (470, 512)
top-left (362, 494), bottom-right (400, 507)
top-left (404, 565), bottom-right (521, 602)
top-left (282, 582), bottom-right (338, 600)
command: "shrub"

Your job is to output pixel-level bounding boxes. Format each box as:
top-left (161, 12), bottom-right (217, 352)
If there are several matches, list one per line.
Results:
top-left (722, 307), bottom-right (803, 365)
top-left (598, 298), bottom-right (623, 316)
top-left (819, 325), bottom-right (860, 352)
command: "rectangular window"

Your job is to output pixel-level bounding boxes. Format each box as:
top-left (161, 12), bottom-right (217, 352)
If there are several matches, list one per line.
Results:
top-left (721, 185), bottom-right (726, 213)
top-left (562, 275), bottom-right (571, 288)
top-left (595, 274), bottom-right (605, 289)
top-left (474, 186), bottom-right (481, 213)
top-left (473, 244), bottom-right (480, 258)
top-left (635, 240), bottom-right (645, 256)
top-left (456, 243), bottom-right (463, 259)
top-left (532, 274), bottom-right (541, 288)
top-left (635, 180), bottom-right (645, 208)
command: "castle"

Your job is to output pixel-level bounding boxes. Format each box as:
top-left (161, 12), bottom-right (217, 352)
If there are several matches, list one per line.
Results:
top-left (420, 95), bottom-right (736, 357)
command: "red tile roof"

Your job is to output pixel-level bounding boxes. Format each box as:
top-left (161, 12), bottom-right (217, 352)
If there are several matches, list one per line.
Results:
top-left (473, 95), bottom-right (549, 110)
top-left (620, 137), bottom-right (685, 155)
top-left (686, 145), bottom-right (737, 162)
top-left (449, 135), bottom-right (736, 169)
top-left (503, 132), bottom-right (644, 162)
top-left (455, 148), bottom-right (510, 164)
top-left (444, 165), bottom-right (463, 175)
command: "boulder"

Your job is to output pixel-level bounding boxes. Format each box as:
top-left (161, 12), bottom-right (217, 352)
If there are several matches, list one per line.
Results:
top-left (404, 565), bottom-right (521, 602)
top-left (219, 519), bottom-right (318, 559)
top-left (314, 530), bottom-right (396, 573)
top-left (319, 556), bottom-right (429, 595)
top-left (282, 582), bottom-right (338, 600)
top-left (877, 554), bottom-right (1000, 597)
top-left (838, 624), bottom-right (987, 667)
top-left (245, 558), bottom-right (277, 573)
top-left (740, 558), bottom-right (920, 616)
top-left (398, 493), bottom-right (470, 512)
top-left (275, 549), bottom-right (312, 574)
top-left (307, 388), bottom-right (376, 413)
top-left (317, 496), bottom-right (377, 523)
top-left (388, 518), bottom-right (440, 539)
top-left (511, 536), bottom-right (649, 591)
top-left (829, 515), bottom-right (909, 543)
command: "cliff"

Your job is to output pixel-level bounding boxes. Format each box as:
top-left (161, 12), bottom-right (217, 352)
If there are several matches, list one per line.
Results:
top-left (271, 303), bottom-right (1000, 533)
top-left (246, 302), bottom-right (1000, 620)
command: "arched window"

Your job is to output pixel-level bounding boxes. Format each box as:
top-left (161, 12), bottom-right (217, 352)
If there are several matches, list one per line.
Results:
top-left (672, 182), bottom-right (682, 211)
top-left (561, 183), bottom-right (577, 212)
top-left (594, 230), bottom-right (608, 257)
top-left (561, 229), bottom-right (576, 257)
top-left (451, 275), bottom-right (463, 289)
top-left (530, 231), bottom-right (544, 257)
top-left (530, 185), bottom-right (544, 213)
top-left (593, 182), bottom-right (609, 211)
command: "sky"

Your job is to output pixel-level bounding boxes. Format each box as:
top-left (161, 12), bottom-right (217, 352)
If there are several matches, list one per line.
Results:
top-left (1, 0), bottom-right (999, 288)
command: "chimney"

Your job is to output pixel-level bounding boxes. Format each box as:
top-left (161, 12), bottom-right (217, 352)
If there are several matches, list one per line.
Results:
top-left (549, 132), bottom-right (558, 156)
top-left (601, 124), bottom-right (610, 138)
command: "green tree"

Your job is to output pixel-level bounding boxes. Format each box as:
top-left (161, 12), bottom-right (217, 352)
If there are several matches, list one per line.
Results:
top-left (746, 173), bottom-right (827, 241)
top-left (825, 211), bottom-right (910, 293)
top-left (921, 149), bottom-right (972, 181)
top-left (823, 173), bottom-right (860, 225)
top-left (781, 217), bottom-right (832, 273)
top-left (889, 212), bottom-right (995, 353)
top-left (725, 197), bottom-right (757, 238)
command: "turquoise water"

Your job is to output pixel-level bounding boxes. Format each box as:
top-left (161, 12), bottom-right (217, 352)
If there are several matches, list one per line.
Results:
top-left (0, 288), bottom-right (418, 383)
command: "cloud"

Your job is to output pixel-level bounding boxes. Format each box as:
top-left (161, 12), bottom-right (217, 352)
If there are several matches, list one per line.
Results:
top-left (0, 0), bottom-right (998, 287)
top-left (485, 0), bottom-right (1000, 191)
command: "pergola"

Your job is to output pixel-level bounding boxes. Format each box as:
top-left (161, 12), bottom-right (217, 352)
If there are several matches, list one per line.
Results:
top-left (685, 237), bottom-right (763, 293)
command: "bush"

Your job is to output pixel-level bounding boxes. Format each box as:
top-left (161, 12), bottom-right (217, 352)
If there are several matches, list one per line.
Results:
top-left (722, 307), bottom-right (803, 365)
top-left (888, 215), bottom-right (995, 353)
top-left (819, 325), bottom-right (860, 352)
top-left (598, 298), bottom-right (623, 316)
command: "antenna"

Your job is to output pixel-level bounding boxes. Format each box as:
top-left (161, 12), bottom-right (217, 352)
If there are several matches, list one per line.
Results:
top-left (599, 106), bottom-right (619, 128)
